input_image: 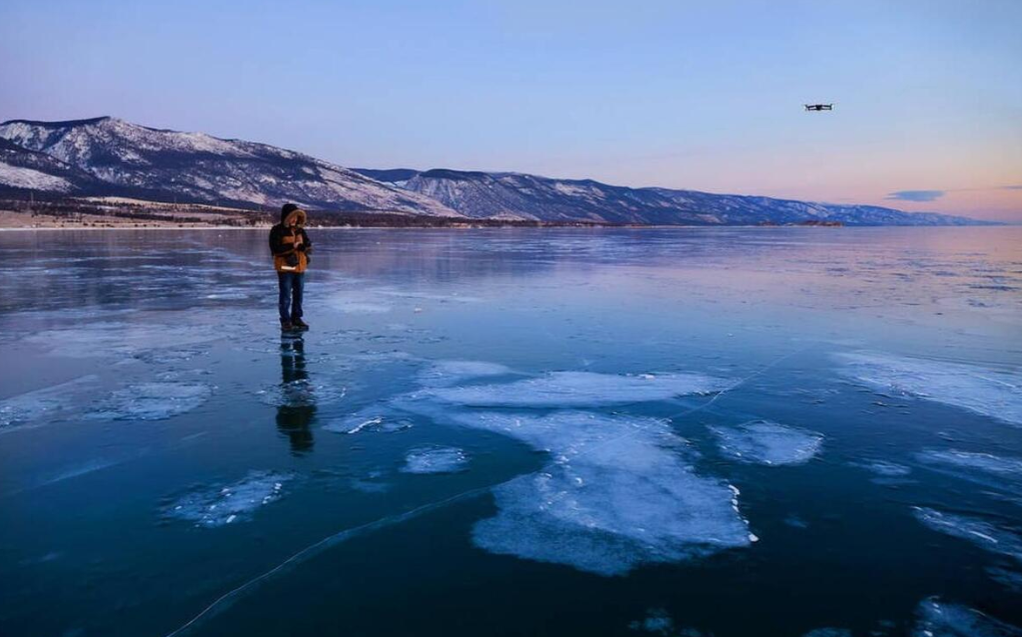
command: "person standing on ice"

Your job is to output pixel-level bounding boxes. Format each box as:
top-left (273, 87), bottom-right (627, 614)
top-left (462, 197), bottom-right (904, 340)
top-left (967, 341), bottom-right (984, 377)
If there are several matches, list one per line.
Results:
top-left (269, 203), bottom-right (312, 332)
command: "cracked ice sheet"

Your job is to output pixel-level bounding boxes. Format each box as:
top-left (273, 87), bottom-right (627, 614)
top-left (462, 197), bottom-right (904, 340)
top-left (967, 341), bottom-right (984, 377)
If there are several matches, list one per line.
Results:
top-left (0, 376), bottom-right (99, 431)
top-left (401, 446), bottom-right (469, 474)
top-left (323, 407), bottom-right (412, 434)
top-left (913, 597), bottom-right (1022, 636)
top-left (426, 371), bottom-right (730, 408)
top-left (89, 382), bottom-right (212, 421)
top-left (912, 507), bottom-right (1022, 564)
top-left (449, 411), bottom-right (752, 576)
top-left (418, 360), bottom-right (515, 388)
top-left (836, 352), bottom-right (1022, 426)
top-left (257, 379), bottom-right (346, 408)
top-left (22, 322), bottom-right (222, 359)
top-left (327, 291), bottom-right (392, 314)
top-left (164, 472), bottom-right (291, 527)
top-left (711, 420), bottom-right (824, 466)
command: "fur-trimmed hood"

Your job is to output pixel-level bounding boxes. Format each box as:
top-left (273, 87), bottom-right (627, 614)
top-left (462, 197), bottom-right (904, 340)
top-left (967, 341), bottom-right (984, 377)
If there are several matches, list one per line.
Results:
top-left (281, 206), bottom-right (307, 226)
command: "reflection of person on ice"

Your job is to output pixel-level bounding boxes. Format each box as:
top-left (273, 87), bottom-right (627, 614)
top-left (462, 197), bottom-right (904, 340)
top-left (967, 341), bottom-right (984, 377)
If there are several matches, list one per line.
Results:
top-left (269, 203), bottom-right (312, 332)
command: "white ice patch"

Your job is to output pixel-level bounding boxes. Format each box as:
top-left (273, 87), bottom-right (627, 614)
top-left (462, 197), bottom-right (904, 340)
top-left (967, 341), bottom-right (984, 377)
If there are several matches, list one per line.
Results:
top-left (165, 472), bottom-right (290, 528)
top-left (837, 352), bottom-right (1022, 426)
top-left (0, 376), bottom-right (99, 431)
top-left (418, 360), bottom-right (514, 387)
top-left (450, 411), bottom-right (751, 576)
top-left (401, 446), bottom-right (469, 474)
top-left (628, 608), bottom-right (705, 635)
top-left (912, 507), bottom-right (1022, 564)
top-left (916, 449), bottom-right (1022, 504)
top-left (710, 421), bottom-right (824, 466)
top-left (428, 371), bottom-right (730, 408)
top-left (916, 449), bottom-right (1022, 480)
top-left (89, 382), bottom-right (211, 420)
top-left (912, 596), bottom-right (1022, 636)
top-left (849, 460), bottom-right (913, 478)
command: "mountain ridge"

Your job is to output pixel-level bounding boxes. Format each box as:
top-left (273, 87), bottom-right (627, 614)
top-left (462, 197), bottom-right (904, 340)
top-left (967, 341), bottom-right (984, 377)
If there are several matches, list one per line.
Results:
top-left (357, 168), bottom-right (986, 226)
top-left (0, 116), bottom-right (993, 226)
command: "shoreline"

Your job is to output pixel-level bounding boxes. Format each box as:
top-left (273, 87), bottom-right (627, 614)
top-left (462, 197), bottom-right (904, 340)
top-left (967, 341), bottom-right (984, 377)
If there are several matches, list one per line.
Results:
top-left (0, 224), bottom-right (1007, 232)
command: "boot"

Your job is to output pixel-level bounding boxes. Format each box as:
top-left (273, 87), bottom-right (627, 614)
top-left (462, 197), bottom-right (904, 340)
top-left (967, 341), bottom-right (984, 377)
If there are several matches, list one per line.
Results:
top-left (292, 317), bottom-right (310, 330)
top-left (280, 319), bottom-right (295, 332)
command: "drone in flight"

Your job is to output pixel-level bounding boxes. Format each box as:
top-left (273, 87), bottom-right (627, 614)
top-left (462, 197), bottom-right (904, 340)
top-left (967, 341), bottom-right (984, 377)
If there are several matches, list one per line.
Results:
top-left (804, 103), bottom-right (834, 112)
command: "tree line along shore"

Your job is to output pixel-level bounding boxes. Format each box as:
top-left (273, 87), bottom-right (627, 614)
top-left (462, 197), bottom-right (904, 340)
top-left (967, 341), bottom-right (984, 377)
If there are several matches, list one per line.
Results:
top-left (0, 197), bottom-right (844, 229)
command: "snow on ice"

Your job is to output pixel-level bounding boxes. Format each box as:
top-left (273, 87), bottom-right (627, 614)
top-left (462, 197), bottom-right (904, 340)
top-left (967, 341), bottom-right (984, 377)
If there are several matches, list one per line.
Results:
top-left (400, 446), bottom-right (469, 474)
top-left (164, 471), bottom-right (291, 528)
top-left (449, 411), bottom-right (752, 576)
top-left (0, 376), bottom-right (99, 431)
top-left (912, 597), bottom-right (1022, 636)
top-left (837, 352), bottom-right (1022, 426)
top-left (89, 382), bottom-right (212, 420)
top-left (710, 420), bottom-right (824, 466)
top-left (427, 371), bottom-right (730, 408)
top-left (912, 507), bottom-right (1022, 564)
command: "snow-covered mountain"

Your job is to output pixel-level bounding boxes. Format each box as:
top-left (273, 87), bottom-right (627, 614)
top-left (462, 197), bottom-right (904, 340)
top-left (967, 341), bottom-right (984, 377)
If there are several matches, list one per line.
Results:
top-left (356, 168), bottom-right (986, 226)
top-left (0, 117), bottom-right (461, 216)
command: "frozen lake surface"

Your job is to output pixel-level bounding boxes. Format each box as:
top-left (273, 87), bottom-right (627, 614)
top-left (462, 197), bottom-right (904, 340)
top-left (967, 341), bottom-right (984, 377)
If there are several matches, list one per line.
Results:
top-left (1, 227), bottom-right (1021, 636)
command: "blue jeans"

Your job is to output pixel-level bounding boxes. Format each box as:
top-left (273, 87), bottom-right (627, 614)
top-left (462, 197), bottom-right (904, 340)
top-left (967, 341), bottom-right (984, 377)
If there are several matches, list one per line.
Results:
top-left (277, 272), bottom-right (304, 322)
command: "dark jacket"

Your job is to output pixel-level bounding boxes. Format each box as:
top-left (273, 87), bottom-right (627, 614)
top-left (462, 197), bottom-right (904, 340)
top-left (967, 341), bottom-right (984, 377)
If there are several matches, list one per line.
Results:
top-left (269, 208), bottom-right (312, 273)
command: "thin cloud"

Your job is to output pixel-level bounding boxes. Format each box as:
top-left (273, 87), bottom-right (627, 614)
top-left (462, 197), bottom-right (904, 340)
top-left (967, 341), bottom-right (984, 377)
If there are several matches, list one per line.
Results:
top-left (886, 190), bottom-right (946, 202)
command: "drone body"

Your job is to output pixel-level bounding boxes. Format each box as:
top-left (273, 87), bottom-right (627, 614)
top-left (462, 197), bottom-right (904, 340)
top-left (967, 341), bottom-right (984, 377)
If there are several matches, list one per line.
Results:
top-left (804, 104), bottom-right (834, 111)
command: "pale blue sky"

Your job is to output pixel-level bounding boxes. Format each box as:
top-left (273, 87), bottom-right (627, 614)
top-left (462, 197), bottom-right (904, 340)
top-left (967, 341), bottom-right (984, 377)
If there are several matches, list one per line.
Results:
top-left (2, 0), bottom-right (1020, 219)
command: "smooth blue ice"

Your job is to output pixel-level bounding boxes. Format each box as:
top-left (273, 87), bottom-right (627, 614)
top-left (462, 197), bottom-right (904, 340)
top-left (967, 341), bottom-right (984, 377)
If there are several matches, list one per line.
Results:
top-left (710, 420), bottom-right (824, 466)
top-left (987, 567), bottom-right (1022, 594)
top-left (164, 471), bottom-right (290, 528)
top-left (450, 411), bottom-right (752, 576)
top-left (912, 597), bottom-right (1022, 637)
top-left (326, 291), bottom-right (392, 314)
top-left (89, 382), bottom-right (211, 421)
top-left (428, 371), bottom-right (730, 408)
top-left (802, 629), bottom-right (853, 637)
top-left (837, 352), bottom-right (1022, 426)
top-left (400, 446), bottom-right (469, 474)
top-left (912, 507), bottom-right (1022, 564)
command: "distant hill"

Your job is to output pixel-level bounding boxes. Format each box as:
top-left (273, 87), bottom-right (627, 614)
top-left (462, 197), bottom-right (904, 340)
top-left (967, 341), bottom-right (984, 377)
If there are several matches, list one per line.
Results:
top-left (0, 116), bottom-right (992, 225)
top-left (354, 168), bottom-right (989, 226)
top-left (0, 117), bottom-right (460, 216)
